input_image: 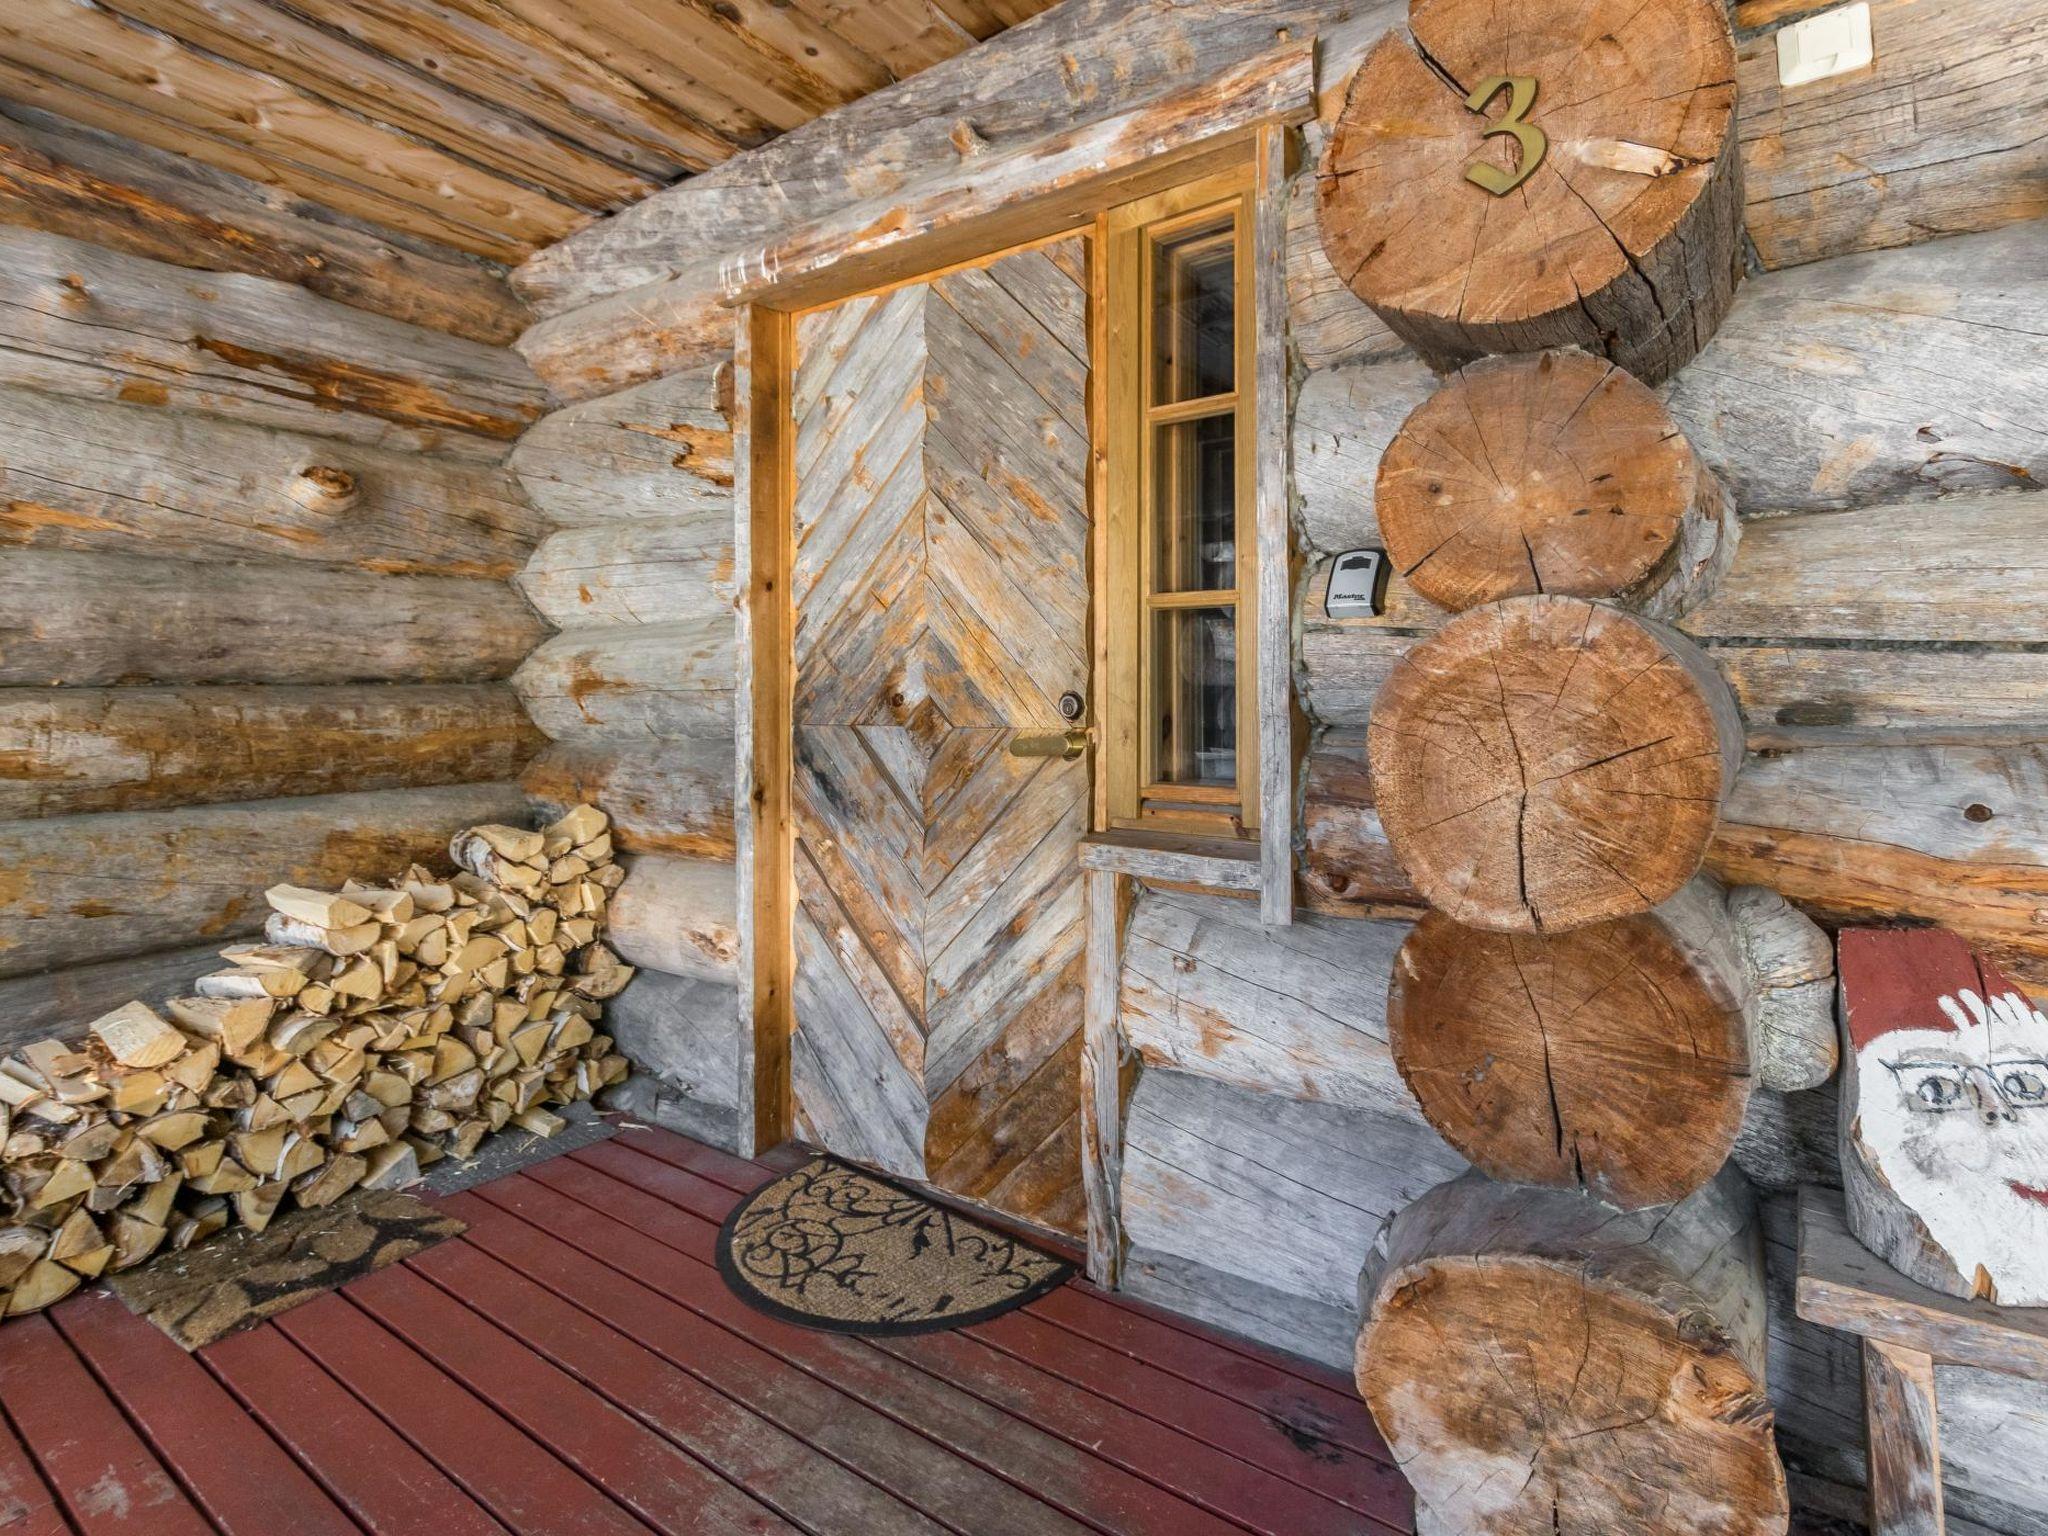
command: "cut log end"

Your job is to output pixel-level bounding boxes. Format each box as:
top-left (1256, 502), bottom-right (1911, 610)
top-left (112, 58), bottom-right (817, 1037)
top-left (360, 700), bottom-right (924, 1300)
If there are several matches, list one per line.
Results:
top-left (1367, 595), bottom-right (1742, 932)
top-left (1376, 351), bottom-right (1735, 618)
top-left (1359, 1170), bottom-right (1786, 1536)
top-left (1315, 0), bottom-right (1741, 384)
top-left (1388, 888), bottom-right (1751, 1210)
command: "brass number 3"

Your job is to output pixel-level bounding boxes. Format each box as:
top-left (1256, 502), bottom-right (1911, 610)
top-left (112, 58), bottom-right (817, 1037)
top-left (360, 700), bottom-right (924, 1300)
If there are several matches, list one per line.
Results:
top-left (1463, 75), bottom-right (1546, 196)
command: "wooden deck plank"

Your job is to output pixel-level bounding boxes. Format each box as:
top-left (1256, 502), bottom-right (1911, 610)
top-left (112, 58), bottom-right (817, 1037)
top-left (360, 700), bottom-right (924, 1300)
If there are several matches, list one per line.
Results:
top-left (52, 1293), bottom-right (360, 1536)
top-left (272, 1293), bottom-right (654, 1536)
top-left (572, 1140), bottom-right (1406, 1534)
top-left (344, 1263), bottom-right (802, 1536)
top-left (490, 1165), bottom-right (1239, 1536)
top-left (436, 1190), bottom-right (1088, 1536)
top-left (0, 1375), bottom-right (68, 1536)
top-left (615, 1121), bottom-right (778, 1189)
top-left (965, 1307), bottom-right (1410, 1518)
top-left (383, 1226), bottom-right (931, 1536)
top-left (0, 1313), bottom-right (213, 1536)
top-left (202, 1317), bottom-right (514, 1536)
top-left (1024, 1284), bottom-right (1391, 1462)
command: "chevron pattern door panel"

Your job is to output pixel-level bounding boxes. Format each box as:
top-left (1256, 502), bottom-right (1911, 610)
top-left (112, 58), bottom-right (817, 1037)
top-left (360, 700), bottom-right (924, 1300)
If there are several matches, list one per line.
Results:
top-left (789, 238), bottom-right (1091, 1236)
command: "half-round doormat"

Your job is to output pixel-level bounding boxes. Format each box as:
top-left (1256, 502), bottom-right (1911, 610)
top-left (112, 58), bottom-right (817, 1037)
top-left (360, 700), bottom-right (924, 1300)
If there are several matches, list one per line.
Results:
top-left (717, 1155), bottom-right (1073, 1335)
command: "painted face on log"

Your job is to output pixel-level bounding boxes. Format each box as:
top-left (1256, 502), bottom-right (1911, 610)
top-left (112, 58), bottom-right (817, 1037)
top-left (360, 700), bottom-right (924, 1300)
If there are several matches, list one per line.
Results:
top-left (1853, 975), bottom-right (2048, 1304)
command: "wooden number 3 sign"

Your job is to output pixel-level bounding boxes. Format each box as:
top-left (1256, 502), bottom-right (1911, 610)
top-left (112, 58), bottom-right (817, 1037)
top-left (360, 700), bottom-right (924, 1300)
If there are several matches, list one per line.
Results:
top-left (1464, 75), bottom-right (1545, 196)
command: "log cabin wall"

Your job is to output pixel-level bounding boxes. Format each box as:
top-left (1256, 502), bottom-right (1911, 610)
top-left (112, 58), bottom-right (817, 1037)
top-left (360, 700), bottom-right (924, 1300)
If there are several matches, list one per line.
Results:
top-left (505, 0), bottom-right (2047, 1526)
top-left (0, 102), bottom-right (554, 1054)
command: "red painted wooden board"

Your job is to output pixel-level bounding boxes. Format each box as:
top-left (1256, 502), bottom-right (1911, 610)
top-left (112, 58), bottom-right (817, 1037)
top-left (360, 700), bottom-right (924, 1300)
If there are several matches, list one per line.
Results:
top-left (203, 1315), bottom-right (514, 1536)
top-left (482, 1167), bottom-right (1240, 1536)
top-left (52, 1293), bottom-right (359, 1536)
top-left (563, 1144), bottom-right (1403, 1534)
top-left (0, 1391), bottom-right (66, 1536)
top-left (0, 1314), bottom-right (212, 1536)
top-left (273, 1292), bottom-right (653, 1536)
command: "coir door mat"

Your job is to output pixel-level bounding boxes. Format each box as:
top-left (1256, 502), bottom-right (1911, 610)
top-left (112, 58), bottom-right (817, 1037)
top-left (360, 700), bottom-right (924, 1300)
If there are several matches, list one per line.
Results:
top-left (108, 1188), bottom-right (464, 1350)
top-left (717, 1155), bottom-right (1072, 1335)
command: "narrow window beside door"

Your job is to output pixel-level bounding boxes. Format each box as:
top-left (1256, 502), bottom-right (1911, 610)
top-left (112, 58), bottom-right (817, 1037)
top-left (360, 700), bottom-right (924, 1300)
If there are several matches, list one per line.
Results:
top-left (1102, 166), bottom-right (1258, 837)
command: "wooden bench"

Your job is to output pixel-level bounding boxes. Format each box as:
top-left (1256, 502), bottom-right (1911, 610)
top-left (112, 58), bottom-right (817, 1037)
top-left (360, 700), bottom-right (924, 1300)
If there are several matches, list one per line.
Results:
top-left (1796, 1185), bottom-right (2048, 1534)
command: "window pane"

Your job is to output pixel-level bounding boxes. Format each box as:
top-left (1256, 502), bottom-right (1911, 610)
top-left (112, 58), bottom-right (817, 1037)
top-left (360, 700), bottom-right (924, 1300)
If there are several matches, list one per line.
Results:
top-left (1151, 214), bottom-right (1235, 404)
top-left (1151, 412), bottom-right (1236, 594)
top-left (1150, 606), bottom-right (1237, 786)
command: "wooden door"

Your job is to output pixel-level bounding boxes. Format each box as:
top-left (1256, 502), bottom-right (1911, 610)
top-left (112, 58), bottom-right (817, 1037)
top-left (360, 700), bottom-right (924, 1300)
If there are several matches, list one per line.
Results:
top-left (788, 237), bottom-right (1092, 1236)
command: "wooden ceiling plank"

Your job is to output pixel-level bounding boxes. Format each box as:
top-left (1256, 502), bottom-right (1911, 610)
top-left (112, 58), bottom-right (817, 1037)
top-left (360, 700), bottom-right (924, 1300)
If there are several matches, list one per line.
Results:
top-left (483, 0), bottom-right (784, 147)
top-left (786, 0), bottom-right (979, 80)
top-left (96, 0), bottom-right (660, 208)
top-left (0, 0), bottom-right (585, 251)
top-left (277, 0), bottom-right (737, 178)
top-left (0, 104), bottom-right (527, 344)
top-left (0, 55), bottom-right (533, 260)
top-left (925, 0), bottom-right (1040, 39)
top-left (508, 0), bottom-right (854, 130)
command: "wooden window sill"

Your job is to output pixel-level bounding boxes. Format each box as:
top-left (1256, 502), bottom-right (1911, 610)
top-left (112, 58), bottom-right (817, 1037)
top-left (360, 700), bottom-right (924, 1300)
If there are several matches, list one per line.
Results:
top-left (1078, 829), bottom-right (1261, 893)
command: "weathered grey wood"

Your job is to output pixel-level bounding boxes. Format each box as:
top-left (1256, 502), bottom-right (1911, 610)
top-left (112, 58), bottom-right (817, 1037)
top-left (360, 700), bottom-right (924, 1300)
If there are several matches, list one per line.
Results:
top-left (521, 741), bottom-right (735, 861)
top-left (508, 366), bottom-right (734, 529)
top-left (1296, 227), bottom-right (2048, 557)
top-left (1736, 0), bottom-right (2048, 273)
top-left (0, 941), bottom-right (220, 1056)
top-left (1798, 1186), bottom-right (2048, 1383)
top-left (516, 521), bottom-right (736, 631)
top-left (1119, 1243), bottom-right (1359, 1372)
top-left (1929, 1368), bottom-right (2048, 1536)
top-left (512, 619), bottom-right (737, 742)
top-left (0, 684), bottom-right (541, 818)
top-left (1736, 1083), bottom-right (1842, 1193)
top-left (1119, 887), bottom-right (1412, 1116)
top-left (607, 854), bottom-right (739, 983)
top-left (601, 970), bottom-right (742, 1152)
top-left (1868, 1346), bottom-right (1945, 1529)
top-left (1118, 1065), bottom-right (1466, 1365)
top-left (0, 386), bottom-right (541, 577)
top-left (1282, 163), bottom-right (1403, 373)
top-left (0, 103), bottom-right (527, 344)
top-left (1076, 830), bottom-right (1260, 892)
top-left (1081, 867), bottom-right (1128, 1286)
top-left (1732, 885), bottom-right (1839, 1094)
top-left (1253, 122), bottom-right (1293, 925)
top-left (0, 781), bottom-right (526, 978)
top-left (0, 225), bottom-right (545, 456)
top-left (0, 548), bottom-right (545, 687)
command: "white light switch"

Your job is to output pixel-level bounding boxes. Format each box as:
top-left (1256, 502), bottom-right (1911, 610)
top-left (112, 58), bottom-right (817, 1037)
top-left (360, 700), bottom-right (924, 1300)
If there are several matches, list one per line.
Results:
top-left (1776, 2), bottom-right (1874, 87)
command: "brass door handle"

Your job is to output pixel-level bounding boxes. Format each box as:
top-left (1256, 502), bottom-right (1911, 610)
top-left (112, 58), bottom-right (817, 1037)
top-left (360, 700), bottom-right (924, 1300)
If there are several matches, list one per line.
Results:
top-left (1009, 728), bottom-right (1091, 761)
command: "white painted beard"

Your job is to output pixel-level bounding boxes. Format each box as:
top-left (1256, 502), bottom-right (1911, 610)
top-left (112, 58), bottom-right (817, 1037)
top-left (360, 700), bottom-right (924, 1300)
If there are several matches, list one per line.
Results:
top-left (1854, 1021), bottom-right (2048, 1307)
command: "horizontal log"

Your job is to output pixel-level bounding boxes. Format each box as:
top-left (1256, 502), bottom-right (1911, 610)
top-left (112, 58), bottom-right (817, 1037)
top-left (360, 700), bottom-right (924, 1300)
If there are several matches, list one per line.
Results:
top-left (1282, 164), bottom-right (1403, 374)
top-left (1298, 225), bottom-right (2047, 552)
top-left (0, 105), bottom-right (526, 345)
top-left (1736, 0), bottom-right (2048, 271)
top-left (606, 854), bottom-right (738, 983)
top-left (1301, 493), bottom-right (2048, 733)
top-left (1302, 729), bottom-right (2048, 991)
top-left (520, 742), bottom-right (735, 860)
top-left (0, 685), bottom-right (541, 819)
top-left (0, 226), bottom-right (546, 456)
top-left (1119, 886), bottom-right (1413, 1116)
top-left (0, 548), bottom-right (546, 687)
top-left (508, 366), bottom-right (734, 529)
top-left (0, 387), bottom-right (541, 577)
top-left (0, 782), bottom-right (527, 978)
top-left (513, 619), bottom-right (736, 742)
top-left (1119, 1065), bottom-right (1467, 1370)
top-left (516, 522), bottom-right (736, 632)
top-left (0, 941), bottom-right (221, 1057)
top-left (602, 970), bottom-right (742, 1147)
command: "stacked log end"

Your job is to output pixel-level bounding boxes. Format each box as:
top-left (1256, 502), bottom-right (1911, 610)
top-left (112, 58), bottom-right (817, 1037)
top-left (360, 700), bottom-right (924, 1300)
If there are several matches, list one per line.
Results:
top-left (0, 803), bottom-right (635, 1320)
top-left (1315, 0), bottom-right (1742, 384)
top-left (1357, 1169), bottom-right (1788, 1536)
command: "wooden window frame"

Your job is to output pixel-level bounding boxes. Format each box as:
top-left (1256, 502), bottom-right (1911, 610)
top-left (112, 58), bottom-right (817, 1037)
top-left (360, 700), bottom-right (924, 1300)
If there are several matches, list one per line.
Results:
top-left (1099, 164), bottom-right (1260, 841)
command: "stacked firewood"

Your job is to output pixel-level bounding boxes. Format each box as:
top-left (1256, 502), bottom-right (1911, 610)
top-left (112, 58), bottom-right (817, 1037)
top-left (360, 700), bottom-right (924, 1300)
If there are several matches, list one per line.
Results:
top-left (0, 804), bottom-right (632, 1321)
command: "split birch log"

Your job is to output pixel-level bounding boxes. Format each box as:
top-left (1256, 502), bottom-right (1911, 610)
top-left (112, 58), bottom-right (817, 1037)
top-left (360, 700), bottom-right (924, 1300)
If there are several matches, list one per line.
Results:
top-left (1358, 1166), bottom-right (1786, 1536)
top-left (1317, 0), bottom-right (1741, 385)
top-left (1376, 351), bottom-right (1735, 619)
top-left (1838, 926), bottom-right (2048, 1307)
top-left (1387, 877), bottom-right (1835, 1210)
top-left (1367, 595), bottom-right (1744, 931)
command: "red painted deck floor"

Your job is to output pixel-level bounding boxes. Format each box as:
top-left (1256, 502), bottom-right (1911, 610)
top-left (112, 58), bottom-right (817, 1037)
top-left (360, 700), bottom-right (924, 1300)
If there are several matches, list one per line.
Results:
top-left (0, 1125), bottom-right (1420, 1536)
